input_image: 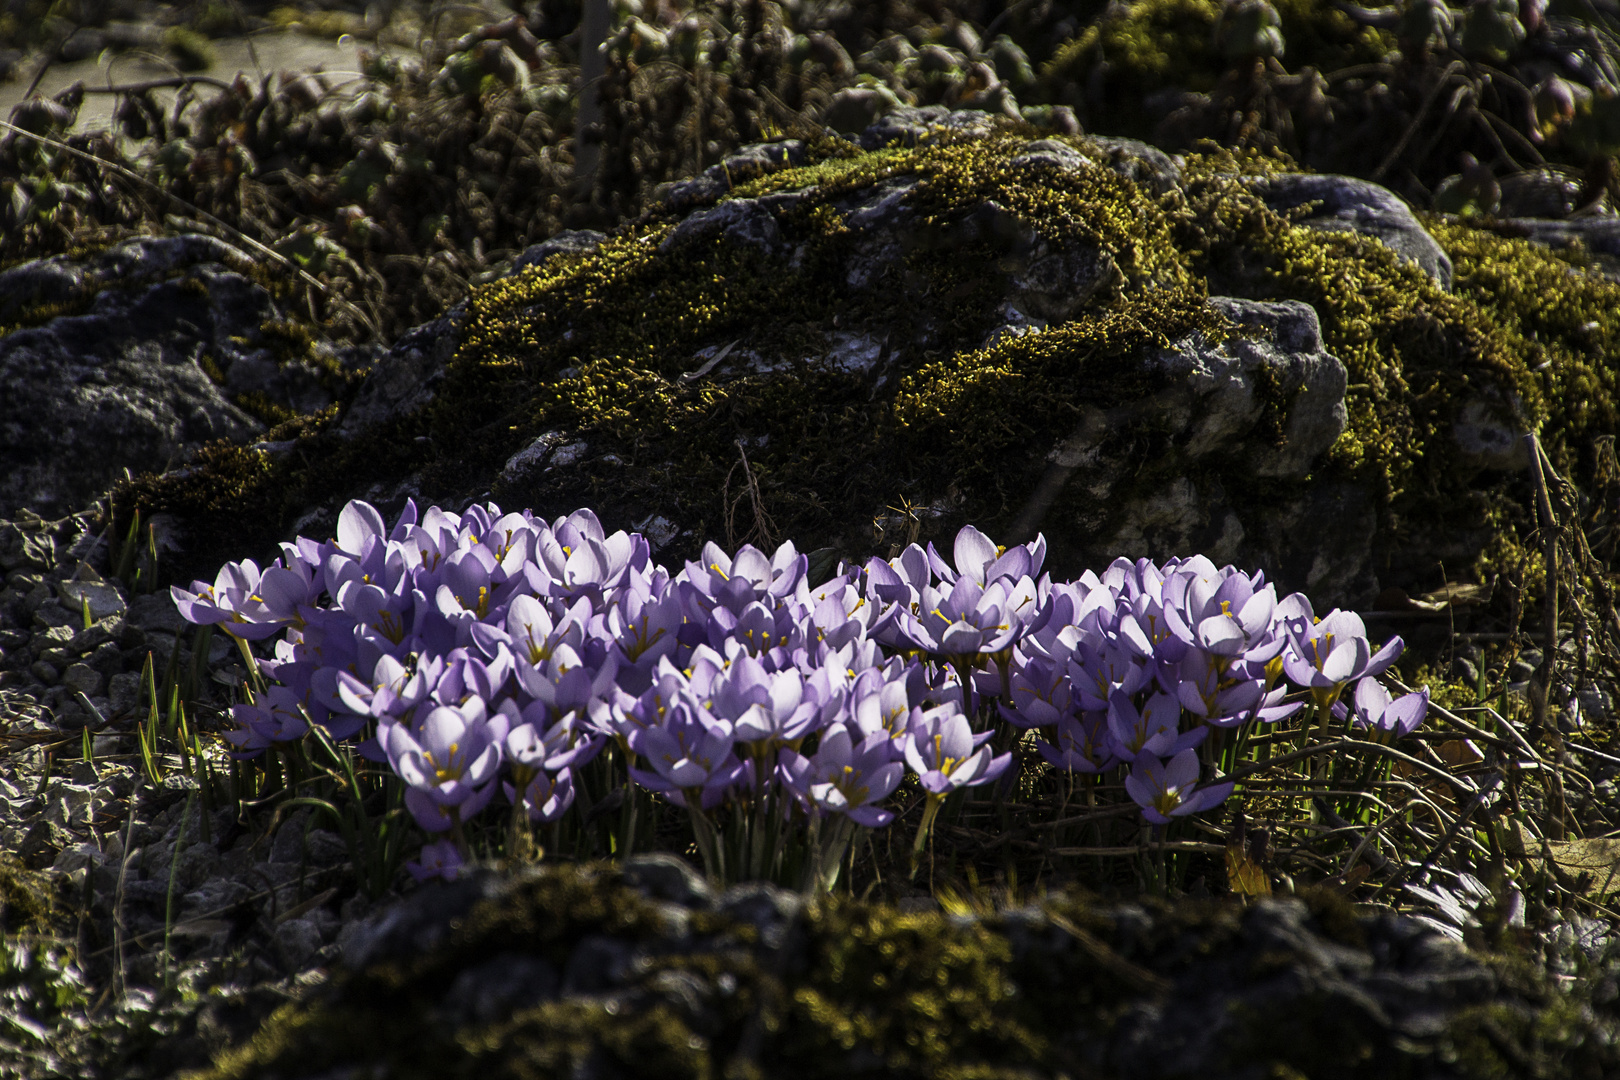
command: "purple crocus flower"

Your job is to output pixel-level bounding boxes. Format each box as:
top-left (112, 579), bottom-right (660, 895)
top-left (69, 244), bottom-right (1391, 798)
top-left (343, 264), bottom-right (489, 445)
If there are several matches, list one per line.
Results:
top-left (600, 585), bottom-right (682, 692)
top-left (626, 689), bottom-right (742, 809)
top-left (704, 597), bottom-right (804, 662)
top-left (925, 523), bottom-right (1046, 588)
top-left (172, 558), bottom-right (308, 640)
top-left (506, 767), bottom-right (576, 822)
top-left (336, 652), bottom-right (442, 726)
top-left (901, 703), bottom-right (1010, 794)
top-left (382, 705), bottom-right (506, 831)
top-left (1162, 560), bottom-right (1282, 667)
top-left (335, 498), bottom-right (389, 559)
top-left (902, 575), bottom-right (1023, 664)
top-left (683, 540), bottom-right (806, 606)
top-left (336, 574), bottom-right (413, 652)
top-left (779, 725), bottom-right (904, 826)
top-left (1125, 749), bottom-right (1234, 825)
top-left (1169, 652), bottom-right (1269, 728)
top-left (850, 666), bottom-right (924, 751)
top-left (503, 704), bottom-right (605, 779)
top-left (999, 653), bottom-right (1072, 729)
top-left (1281, 601), bottom-right (1403, 710)
top-left (1105, 689), bottom-right (1204, 760)
top-left (406, 839), bottom-right (465, 883)
top-left (506, 594), bottom-right (589, 664)
top-left (1035, 711), bottom-right (1117, 774)
top-left (707, 653), bottom-right (823, 744)
top-left (223, 684), bottom-right (312, 756)
top-left (1335, 678), bottom-right (1429, 741)
top-left (862, 544), bottom-right (933, 610)
top-left (801, 573), bottom-right (882, 654)
top-left (1069, 640), bottom-right (1152, 712)
top-left (538, 523), bottom-right (639, 603)
top-left (435, 547), bottom-right (500, 625)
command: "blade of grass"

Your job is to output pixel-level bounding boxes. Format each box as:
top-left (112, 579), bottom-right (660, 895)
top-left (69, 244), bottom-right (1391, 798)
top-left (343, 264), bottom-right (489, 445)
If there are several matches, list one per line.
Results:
top-left (161, 789), bottom-right (196, 991)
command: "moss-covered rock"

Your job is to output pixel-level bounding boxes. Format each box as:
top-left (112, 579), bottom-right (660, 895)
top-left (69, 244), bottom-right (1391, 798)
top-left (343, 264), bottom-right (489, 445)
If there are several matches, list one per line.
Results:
top-left (193, 859), bottom-right (1620, 1080)
top-left (116, 115), bottom-right (1618, 607)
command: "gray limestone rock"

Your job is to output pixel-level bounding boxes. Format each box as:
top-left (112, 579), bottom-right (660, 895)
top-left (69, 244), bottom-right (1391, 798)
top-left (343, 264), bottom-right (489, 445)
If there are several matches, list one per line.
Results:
top-left (660, 140), bottom-right (810, 210)
top-left (859, 104), bottom-right (1003, 149)
top-left (0, 236), bottom-right (346, 519)
top-left (1497, 168), bottom-right (1584, 219)
top-left (1009, 297), bottom-right (1367, 600)
top-left (1248, 173), bottom-right (1454, 288)
top-left (339, 303), bottom-right (466, 435)
top-left (1497, 215), bottom-right (1620, 265)
top-left (1082, 135), bottom-right (1184, 196)
top-left (830, 170), bottom-right (1117, 325)
top-left (661, 195), bottom-right (789, 256)
top-left (226, 859), bottom-right (1595, 1080)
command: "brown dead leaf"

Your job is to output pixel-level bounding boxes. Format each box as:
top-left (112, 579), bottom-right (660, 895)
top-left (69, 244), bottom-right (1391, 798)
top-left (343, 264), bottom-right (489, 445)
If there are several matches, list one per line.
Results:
top-left (169, 919), bottom-right (232, 938)
top-left (1418, 581), bottom-right (1493, 608)
top-left (1371, 582), bottom-right (1492, 614)
top-left (1500, 823), bottom-right (1620, 897)
top-left (1546, 838), bottom-right (1620, 897)
top-left (1437, 739), bottom-right (1485, 768)
top-left (1226, 841), bottom-right (1272, 896)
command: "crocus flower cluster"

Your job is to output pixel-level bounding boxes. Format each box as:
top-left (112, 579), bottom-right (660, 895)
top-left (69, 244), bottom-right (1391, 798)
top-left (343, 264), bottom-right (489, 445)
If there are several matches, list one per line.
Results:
top-left (174, 499), bottom-right (1424, 880)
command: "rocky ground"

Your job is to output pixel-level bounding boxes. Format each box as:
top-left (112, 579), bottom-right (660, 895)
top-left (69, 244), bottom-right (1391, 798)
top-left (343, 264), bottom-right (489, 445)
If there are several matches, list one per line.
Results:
top-left (0, 506), bottom-right (369, 1076)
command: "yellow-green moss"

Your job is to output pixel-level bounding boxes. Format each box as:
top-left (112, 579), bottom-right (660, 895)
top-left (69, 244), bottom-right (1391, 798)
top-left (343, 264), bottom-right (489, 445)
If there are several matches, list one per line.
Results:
top-left (0, 854), bottom-right (58, 934)
top-left (1161, 162), bottom-right (1620, 585)
top-left (1426, 219), bottom-right (1620, 474)
top-left (439, 134), bottom-right (1199, 557)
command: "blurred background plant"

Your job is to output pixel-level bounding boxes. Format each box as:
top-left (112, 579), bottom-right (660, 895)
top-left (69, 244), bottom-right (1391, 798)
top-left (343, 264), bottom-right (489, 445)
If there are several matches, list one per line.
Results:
top-left (9, 0), bottom-right (1620, 347)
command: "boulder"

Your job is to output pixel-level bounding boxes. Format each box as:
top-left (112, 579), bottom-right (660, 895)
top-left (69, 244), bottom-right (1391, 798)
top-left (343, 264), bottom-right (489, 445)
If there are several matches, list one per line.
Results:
top-left (200, 859), bottom-right (1603, 1080)
top-left (117, 114), bottom-right (1616, 609)
top-left (1496, 168), bottom-right (1584, 219)
top-left (1496, 215), bottom-right (1620, 264)
top-left (658, 140), bottom-right (811, 210)
top-left (511, 228), bottom-right (608, 274)
top-left (0, 236), bottom-right (348, 520)
top-left (339, 304), bottom-right (465, 436)
top-left (1078, 134), bottom-right (1184, 195)
top-left (859, 103), bottom-right (1004, 149)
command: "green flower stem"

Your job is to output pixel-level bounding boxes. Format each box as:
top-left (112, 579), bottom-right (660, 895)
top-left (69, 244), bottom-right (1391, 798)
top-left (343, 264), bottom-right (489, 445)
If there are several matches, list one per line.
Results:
top-left (910, 792), bottom-right (945, 883)
top-left (685, 795), bottom-right (725, 883)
